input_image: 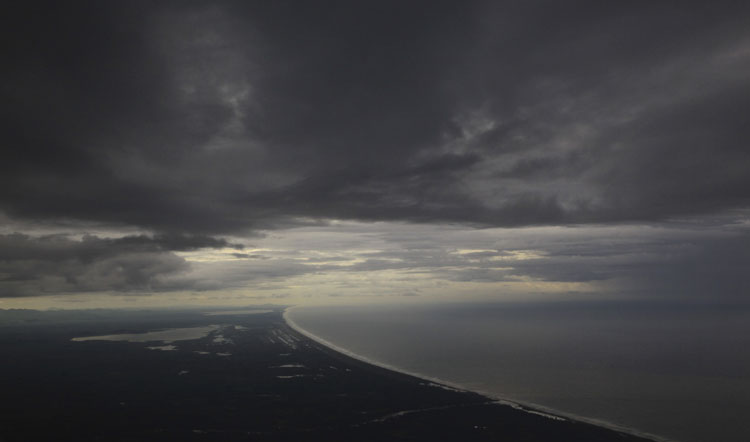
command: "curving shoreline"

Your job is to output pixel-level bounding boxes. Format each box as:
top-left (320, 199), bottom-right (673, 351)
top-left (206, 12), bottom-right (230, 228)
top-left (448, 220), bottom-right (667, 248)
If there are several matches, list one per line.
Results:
top-left (283, 305), bottom-right (669, 442)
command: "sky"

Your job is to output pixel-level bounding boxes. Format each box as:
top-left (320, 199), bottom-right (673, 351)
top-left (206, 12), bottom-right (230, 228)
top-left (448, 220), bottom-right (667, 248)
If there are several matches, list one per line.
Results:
top-left (2, 1), bottom-right (749, 309)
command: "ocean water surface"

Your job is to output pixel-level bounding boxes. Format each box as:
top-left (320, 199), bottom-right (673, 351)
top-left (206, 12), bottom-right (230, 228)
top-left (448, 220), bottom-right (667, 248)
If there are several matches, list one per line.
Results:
top-left (287, 301), bottom-right (750, 442)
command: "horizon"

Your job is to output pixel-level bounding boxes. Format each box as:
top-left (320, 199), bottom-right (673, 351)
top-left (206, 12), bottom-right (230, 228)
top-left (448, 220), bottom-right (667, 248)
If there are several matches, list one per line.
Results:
top-left (3, 2), bottom-right (750, 309)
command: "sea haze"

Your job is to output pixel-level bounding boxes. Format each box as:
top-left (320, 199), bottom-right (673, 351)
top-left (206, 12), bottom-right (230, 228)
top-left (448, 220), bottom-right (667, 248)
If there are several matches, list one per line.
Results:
top-left (287, 301), bottom-right (750, 442)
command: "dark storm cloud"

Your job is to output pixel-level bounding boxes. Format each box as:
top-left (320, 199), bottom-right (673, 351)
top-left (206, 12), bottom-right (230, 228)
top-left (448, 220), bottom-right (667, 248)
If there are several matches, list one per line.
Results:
top-left (0, 233), bottom-right (239, 296)
top-left (2, 1), bottom-right (750, 300)
top-left (113, 233), bottom-right (243, 251)
top-left (3, 0), bottom-right (749, 234)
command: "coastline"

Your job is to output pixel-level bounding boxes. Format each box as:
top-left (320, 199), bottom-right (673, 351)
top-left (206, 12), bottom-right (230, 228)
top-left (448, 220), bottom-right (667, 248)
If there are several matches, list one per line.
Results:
top-left (283, 305), bottom-right (669, 442)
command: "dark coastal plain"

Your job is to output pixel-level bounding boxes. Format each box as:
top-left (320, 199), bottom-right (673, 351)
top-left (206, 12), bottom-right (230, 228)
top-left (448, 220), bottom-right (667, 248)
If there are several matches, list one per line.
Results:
top-left (0, 307), bottom-right (655, 442)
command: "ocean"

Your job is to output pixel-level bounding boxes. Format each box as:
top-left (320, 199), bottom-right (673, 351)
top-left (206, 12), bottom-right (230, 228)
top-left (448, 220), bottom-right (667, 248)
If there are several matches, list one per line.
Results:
top-left (286, 301), bottom-right (750, 442)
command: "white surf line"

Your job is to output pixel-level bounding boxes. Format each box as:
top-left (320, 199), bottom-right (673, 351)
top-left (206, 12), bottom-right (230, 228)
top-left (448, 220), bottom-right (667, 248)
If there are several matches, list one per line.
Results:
top-left (283, 306), bottom-right (672, 442)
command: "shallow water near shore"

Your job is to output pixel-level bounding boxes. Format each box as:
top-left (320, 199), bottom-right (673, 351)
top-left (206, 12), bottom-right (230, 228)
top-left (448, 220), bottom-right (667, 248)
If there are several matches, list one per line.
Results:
top-left (287, 301), bottom-right (750, 442)
top-left (71, 324), bottom-right (222, 343)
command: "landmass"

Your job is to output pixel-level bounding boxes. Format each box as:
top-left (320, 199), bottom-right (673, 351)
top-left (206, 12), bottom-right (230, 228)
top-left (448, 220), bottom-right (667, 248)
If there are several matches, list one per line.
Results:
top-left (0, 307), bottom-right (657, 441)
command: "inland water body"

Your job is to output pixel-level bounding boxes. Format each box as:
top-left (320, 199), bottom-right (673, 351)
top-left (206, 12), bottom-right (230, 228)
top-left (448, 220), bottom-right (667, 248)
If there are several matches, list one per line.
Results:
top-left (286, 301), bottom-right (750, 442)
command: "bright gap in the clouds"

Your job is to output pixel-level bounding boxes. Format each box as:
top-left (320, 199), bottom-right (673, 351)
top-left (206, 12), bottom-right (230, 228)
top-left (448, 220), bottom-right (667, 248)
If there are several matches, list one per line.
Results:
top-left (3, 215), bottom-right (749, 309)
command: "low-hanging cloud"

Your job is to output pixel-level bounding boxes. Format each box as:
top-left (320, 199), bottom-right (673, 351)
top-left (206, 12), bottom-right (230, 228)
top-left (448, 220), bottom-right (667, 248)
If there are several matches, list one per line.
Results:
top-left (2, 1), bottom-right (750, 301)
top-left (0, 233), bottom-right (240, 296)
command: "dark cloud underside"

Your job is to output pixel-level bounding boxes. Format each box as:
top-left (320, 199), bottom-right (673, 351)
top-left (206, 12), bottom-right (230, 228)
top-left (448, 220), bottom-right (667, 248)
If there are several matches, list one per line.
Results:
top-left (0, 233), bottom-right (246, 296)
top-left (2, 1), bottom-right (749, 234)
top-left (2, 1), bottom-right (750, 301)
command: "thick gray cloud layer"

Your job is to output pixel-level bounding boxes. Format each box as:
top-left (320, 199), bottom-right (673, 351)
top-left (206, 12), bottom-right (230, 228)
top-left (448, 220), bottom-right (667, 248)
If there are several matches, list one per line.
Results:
top-left (3, 1), bottom-right (749, 233)
top-left (2, 1), bottom-right (750, 300)
top-left (0, 233), bottom-right (244, 296)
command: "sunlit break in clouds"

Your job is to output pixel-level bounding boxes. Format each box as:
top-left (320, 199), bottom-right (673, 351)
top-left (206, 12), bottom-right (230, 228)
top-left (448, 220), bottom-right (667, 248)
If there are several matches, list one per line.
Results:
top-left (2, 1), bottom-right (750, 309)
